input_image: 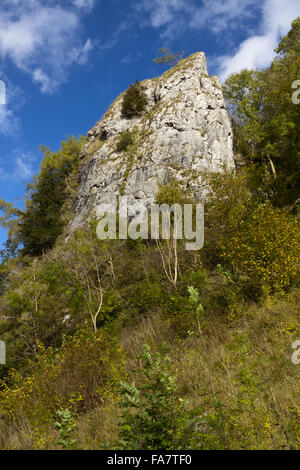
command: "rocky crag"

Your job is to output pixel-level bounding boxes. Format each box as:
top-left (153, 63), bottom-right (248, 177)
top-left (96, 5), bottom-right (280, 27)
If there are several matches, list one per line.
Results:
top-left (70, 52), bottom-right (235, 230)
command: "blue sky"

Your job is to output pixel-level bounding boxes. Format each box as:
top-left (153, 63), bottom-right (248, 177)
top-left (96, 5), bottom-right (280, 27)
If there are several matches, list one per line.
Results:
top-left (0, 0), bottom-right (299, 250)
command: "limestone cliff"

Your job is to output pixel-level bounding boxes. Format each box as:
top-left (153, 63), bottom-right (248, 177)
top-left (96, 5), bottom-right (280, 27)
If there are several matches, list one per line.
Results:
top-left (70, 52), bottom-right (235, 230)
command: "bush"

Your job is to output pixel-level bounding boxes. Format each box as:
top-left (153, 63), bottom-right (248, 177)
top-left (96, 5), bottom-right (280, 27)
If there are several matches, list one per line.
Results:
top-left (54, 409), bottom-right (78, 449)
top-left (116, 130), bottom-right (134, 152)
top-left (155, 178), bottom-right (192, 206)
top-left (219, 201), bottom-right (300, 296)
top-left (117, 343), bottom-right (192, 449)
top-left (0, 326), bottom-right (125, 427)
top-left (166, 294), bottom-right (198, 338)
top-left (122, 279), bottom-right (167, 316)
top-left (0, 256), bottom-right (88, 371)
top-left (203, 171), bottom-right (253, 267)
top-left (121, 80), bottom-right (147, 119)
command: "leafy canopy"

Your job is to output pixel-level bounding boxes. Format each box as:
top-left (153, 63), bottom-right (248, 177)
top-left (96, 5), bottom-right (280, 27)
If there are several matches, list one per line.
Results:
top-left (18, 136), bottom-right (85, 257)
top-left (223, 17), bottom-right (300, 208)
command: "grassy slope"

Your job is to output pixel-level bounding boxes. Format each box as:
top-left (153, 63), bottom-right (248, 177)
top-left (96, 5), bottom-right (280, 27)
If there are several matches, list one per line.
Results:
top-left (1, 285), bottom-right (299, 449)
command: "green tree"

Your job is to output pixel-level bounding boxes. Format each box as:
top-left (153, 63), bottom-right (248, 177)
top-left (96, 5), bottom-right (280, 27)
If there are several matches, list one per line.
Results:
top-left (276, 17), bottom-right (300, 56)
top-left (219, 201), bottom-right (300, 296)
top-left (0, 199), bottom-right (22, 254)
top-left (18, 136), bottom-right (84, 256)
top-left (223, 17), bottom-right (300, 208)
top-left (153, 48), bottom-right (185, 66)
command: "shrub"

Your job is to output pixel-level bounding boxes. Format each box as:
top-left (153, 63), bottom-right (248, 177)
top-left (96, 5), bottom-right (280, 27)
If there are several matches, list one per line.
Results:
top-left (0, 256), bottom-right (88, 371)
top-left (177, 268), bottom-right (207, 297)
top-left (121, 80), bottom-right (147, 119)
top-left (219, 201), bottom-right (300, 296)
top-left (116, 130), bottom-right (134, 152)
top-left (203, 171), bottom-right (253, 267)
top-left (123, 279), bottom-right (167, 315)
top-left (54, 409), bottom-right (78, 449)
top-left (0, 326), bottom-right (125, 427)
top-left (117, 343), bottom-right (192, 449)
top-left (166, 293), bottom-right (200, 338)
top-left (155, 178), bottom-right (192, 206)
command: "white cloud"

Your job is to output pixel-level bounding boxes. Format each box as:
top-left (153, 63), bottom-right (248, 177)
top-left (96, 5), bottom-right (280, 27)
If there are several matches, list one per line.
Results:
top-left (72, 0), bottom-right (95, 11)
top-left (0, 151), bottom-right (36, 183)
top-left (0, 105), bottom-right (19, 137)
top-left (32, 69), bottom-right (54, 94)
top-left (72, 39), bottom-right (94, 66)
top-left (14, 154), bottom-right (35, 181)
top-left (190, 0), bottom-right (259, 33)
top-left (0, 0), bottom-right (95, 94)
top-left (137, 0), bottom-right (259, 39)
top-left (138, 0), bottom-right (187, 28)
top-left (121, 51), bottom-right (142, 65)
top-left (137, 0), bottom-right (299, 78)
top-left (218, 0), bottom-right (300, 79)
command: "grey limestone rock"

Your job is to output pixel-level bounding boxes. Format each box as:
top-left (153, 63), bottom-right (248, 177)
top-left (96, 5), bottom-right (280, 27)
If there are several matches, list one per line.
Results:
top-left (69, 52), bottom-right (235, 231)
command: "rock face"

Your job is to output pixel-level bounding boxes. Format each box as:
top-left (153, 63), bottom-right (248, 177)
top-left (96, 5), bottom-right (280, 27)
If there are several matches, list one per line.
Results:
top-left (70, 52), bottom-right (235, 231)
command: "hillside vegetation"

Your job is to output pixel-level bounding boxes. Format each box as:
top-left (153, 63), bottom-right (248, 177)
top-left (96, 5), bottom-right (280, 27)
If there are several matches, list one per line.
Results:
top-left (0, 19), bottom-right (299, 450)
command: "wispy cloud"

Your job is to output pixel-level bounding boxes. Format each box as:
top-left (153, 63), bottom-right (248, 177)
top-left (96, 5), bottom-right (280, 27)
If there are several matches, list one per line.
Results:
top-left (121, 51), bottom-right (142, 65)
top-left (136, 0), bottom-right (259, 39)
top-left (218, 0), bottom-right (300, 79)
top-left (0, 150), bottom-right (36, 183)
top-left (0, 105), bottom-right (19, 137)
top-left (14, 154), bottom-right (35, 181)
top-left (0, 0), bottom-right (95, 94)
top-left (135, 0), bottom-right (299, 79)
top-left (72, 0), bottom-right (95, 12)
top-left (137, 0), bottom-right (187, 29)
